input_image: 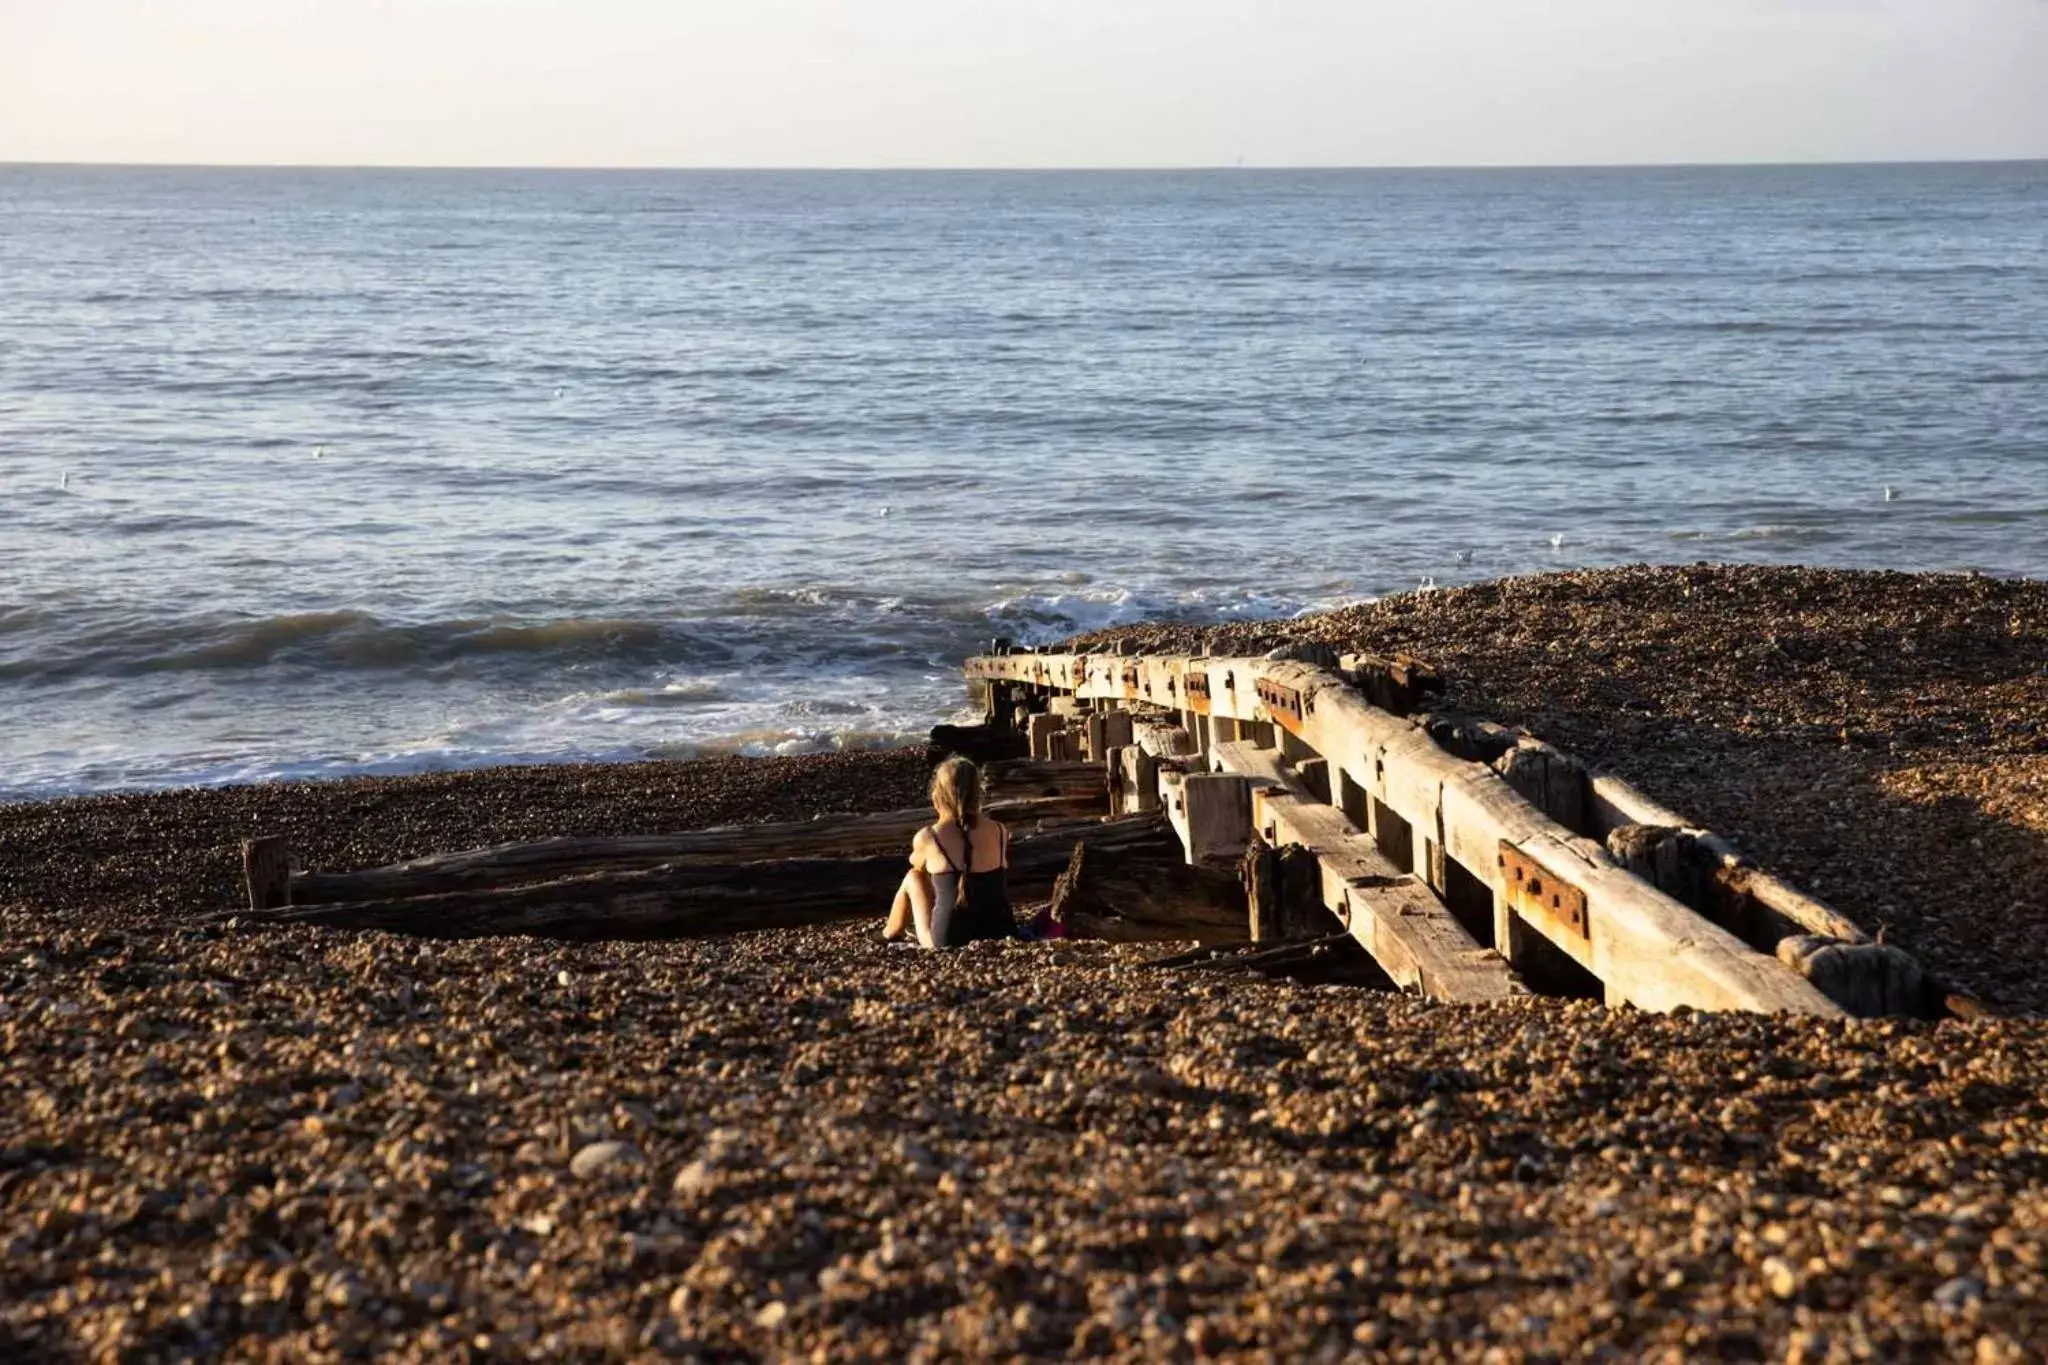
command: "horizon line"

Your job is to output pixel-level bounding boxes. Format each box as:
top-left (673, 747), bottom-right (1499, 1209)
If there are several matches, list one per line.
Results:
top-left (3, 155), bottom-right (2045, 175)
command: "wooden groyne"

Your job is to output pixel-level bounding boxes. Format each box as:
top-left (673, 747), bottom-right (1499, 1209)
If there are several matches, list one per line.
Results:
top-left (967, 645), bottom-right (1969, 1019)
top-left (220, 643), bottom-right (1974, 1019)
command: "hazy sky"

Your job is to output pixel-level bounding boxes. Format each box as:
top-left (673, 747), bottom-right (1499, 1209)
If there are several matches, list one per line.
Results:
top-left (3, 0), bottom-right (2046, 168)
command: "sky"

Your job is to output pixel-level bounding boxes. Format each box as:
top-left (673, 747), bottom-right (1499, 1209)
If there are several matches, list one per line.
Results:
top-left (2, 0), bottom-right (2046, 168)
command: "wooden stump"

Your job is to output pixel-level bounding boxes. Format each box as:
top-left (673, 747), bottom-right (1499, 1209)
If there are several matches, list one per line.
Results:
top-left (1027, 713), bottom-right (1066, 761)
top-left (1240, 838), bottom-right (1324, 944)
top-left (243, 837), bottom-right (293, 911)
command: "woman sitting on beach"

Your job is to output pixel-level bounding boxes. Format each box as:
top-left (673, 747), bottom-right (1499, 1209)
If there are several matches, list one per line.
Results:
top-left (883, 756), bottom-right (1017, 948)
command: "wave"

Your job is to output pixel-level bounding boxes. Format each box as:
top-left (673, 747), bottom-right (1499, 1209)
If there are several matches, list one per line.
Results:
top-left (0, 611), bottom-right (730, 683)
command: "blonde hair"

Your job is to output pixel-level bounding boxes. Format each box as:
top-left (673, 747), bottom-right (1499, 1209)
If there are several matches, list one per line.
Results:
top-left (929, 756), bottom-right (984, 828)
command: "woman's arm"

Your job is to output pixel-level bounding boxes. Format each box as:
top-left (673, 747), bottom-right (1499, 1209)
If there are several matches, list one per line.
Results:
top-left (907, 828), bottom-right (939, 948)
top-left (885, 829), bottom-right (931, 943)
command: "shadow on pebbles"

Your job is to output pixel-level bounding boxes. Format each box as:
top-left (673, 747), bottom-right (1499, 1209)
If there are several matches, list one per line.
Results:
top-left (3, 912), bottom-right (2045, 1361)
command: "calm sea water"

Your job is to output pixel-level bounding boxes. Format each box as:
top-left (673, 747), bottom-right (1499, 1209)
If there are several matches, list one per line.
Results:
top-left (3, 163), bottom-right (2045, 800)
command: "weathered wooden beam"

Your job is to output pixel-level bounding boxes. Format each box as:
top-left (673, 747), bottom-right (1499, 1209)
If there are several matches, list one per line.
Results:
top-left (234, 815), bottom-right (1171, 939)
top-left (983, 759), bottom-right (1106, 804)
top-left (1590, 773), bottom-right (1874, 946)
top-left (292, 789), bottom-right (1099, 907)
top-left (1252, 787), bottom-right (1522, 1003)
top-left (1208, 739), bottom-right (1299, 792)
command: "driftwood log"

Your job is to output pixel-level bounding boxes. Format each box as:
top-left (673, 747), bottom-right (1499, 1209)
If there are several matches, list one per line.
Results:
top-left (1046, 832), bottom-right (1248, 944)
top-left (292, 763), bottom-right (1108, 906)
top-left (228, 814), bottom-right (1171, 941)
top-left (982, 760), bottom-right (1105, 804)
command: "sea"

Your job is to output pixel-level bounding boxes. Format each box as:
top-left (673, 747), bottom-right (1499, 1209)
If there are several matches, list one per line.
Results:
top-left (3, 163), bottom-right (2045, 802)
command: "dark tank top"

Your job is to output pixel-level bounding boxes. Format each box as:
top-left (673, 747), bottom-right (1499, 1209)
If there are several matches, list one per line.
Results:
top-left (932, 819), bottom-right (1016, 946)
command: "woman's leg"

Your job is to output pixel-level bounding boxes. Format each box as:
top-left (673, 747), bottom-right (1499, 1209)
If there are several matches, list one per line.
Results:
top-left (884, 871), bottom-right (918, 941)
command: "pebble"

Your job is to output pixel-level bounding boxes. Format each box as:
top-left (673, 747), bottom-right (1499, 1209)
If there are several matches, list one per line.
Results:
top-left (2, 569), bottom-right (2047, 1358)
top-left (569, 1140), bottom-right (640, 1180)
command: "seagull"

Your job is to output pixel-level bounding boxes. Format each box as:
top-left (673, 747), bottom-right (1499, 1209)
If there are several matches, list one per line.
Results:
top-left (1453, 549), bottom-right (1473, 565)
top-left (1883, 485), bottom-right (1897, 502)
top-left (552, 387), bottom-right (565, 400)
top-left (878, 504), bottom-right (891, 518)
top-left (1549, 533), bottom-right (1566, 550)
top-left (313, 445), bottom-right (326, 459)
top-left (59, 470), bottom-right (68, 490)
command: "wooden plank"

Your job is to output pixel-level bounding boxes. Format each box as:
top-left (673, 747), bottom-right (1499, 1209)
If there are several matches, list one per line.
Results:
top-left (1208, 739), bottom-right (1299, 792)
top-left (1251, 788), bottom-right (1521, 1002)
top-left (1591, 773), bottom-right (1873, 945)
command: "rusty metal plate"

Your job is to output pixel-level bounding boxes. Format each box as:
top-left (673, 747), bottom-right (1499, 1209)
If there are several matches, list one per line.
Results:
top-left (1184, 671), bottom-right (1212, 715)
top-left (1498, 841), bottom-right (1589, 941)
top-left (1071, 655), bottom-right (1090, 691)
top-left (1256, 678), bottom-right (1305, 735)
top-left (1121, 661), bottom-right (1141, 695)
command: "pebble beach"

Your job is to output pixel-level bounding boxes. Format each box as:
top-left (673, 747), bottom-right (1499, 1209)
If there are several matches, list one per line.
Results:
top-left (5, 565), bottom-right (2047, 1361)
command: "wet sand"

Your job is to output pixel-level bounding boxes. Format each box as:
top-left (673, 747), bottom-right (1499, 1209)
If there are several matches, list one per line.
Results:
top-left (4, 566), bottom-right (2047, 1360)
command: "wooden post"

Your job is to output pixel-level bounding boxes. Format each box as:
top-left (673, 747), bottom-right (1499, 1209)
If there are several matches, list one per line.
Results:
top-left (1296, 757), bottom-right (1331, 804)
top-left (1243, 840), bottom-right (1325, 944)
top-left (1277, 727), bottom-right (1313, 764)
top-left (1083, 713), bottom-right (1107, 763)
top-left (1119, 745), bottom-right (1160, 815)
top-left (1181, 774), bottom-right (1254, 865)
top-left (1135, 722), bottom-right (1197, 760)
top-left (1101, 711), bottom-right (1135, 752)
top-left (243, 837), bottom-right (293, 911)
top-left (1242, 840), bottom-right (1277, 942)
top-left (1027, 714), bottom-right (1065, 761)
